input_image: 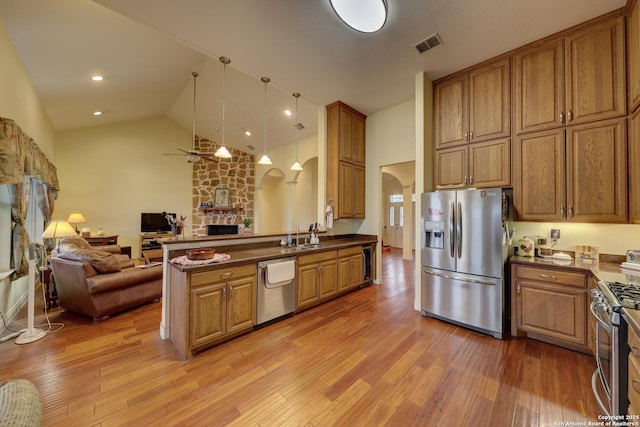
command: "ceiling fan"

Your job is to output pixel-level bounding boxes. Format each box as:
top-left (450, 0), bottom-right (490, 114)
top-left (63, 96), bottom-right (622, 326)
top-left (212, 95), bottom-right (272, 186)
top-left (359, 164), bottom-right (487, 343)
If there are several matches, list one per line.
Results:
top-left (164, 71), bottom-right (218, 163)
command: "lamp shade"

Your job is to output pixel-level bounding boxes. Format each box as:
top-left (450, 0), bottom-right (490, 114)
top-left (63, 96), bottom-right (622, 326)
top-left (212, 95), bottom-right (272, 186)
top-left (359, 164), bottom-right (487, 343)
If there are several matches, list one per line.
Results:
top-left (67, 213), bottom-right (86, 224)
top-left (42, 220), bottom-right (78, 239)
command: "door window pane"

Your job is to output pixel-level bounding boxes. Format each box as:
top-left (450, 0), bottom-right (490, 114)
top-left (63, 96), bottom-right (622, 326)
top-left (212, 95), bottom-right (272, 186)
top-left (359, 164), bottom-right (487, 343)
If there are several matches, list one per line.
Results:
top-left (389, 206), bottom-right (395, 226)
top-left (399, 206), bottom-right (404, 227)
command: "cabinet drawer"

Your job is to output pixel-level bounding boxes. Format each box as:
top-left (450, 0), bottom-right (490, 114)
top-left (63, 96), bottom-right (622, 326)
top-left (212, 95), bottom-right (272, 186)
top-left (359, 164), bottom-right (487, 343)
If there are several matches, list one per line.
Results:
top-left (630, 325), bottom-right (640, 368)
top-left (514, 265), bottom-right (586, 288)
top-left (338, 246), bottom-right (362, 258)
top-left (191, 264), bottom-right (256, 286)
top-left (298, 250), bottom-right (337, 266)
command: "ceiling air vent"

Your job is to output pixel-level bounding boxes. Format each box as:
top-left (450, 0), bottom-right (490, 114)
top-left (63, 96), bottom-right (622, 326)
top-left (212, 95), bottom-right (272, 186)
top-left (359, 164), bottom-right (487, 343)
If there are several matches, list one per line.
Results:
top-left (415, 33), bottom-right (443, 54)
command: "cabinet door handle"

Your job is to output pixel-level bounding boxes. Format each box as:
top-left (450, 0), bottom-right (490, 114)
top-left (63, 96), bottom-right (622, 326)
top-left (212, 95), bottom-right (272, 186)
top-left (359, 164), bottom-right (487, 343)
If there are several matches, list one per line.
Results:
top-left (539, 273), bottom-right (557, 280)
top-left (633, 380), bottom-right (640, 395)
top-left (559, 111), bottom-right (565, 123)
top-left (469, 131), bottom-right (474, 140)
top-left (567, 110), bottom-right (573, 122)
top-left (632, 346), bottom-right (640, 358)
top-left (222, 287), bottom-right (226, 300)
top-left (464, 132), bottom-right (469, 141)
top-left (560, 205), bottom-right (565, 216)
top-left (517, 284), bottom-right (520, 294)
top-left (469, 176), bottom-right (473, 185)
top-left (568, 205), bottom-right (573, 218)
top-left (464, 176), bottom-right (468, 186)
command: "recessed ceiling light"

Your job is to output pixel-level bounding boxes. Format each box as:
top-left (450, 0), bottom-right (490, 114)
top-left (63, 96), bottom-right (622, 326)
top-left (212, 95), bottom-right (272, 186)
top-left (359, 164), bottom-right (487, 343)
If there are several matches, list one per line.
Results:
top-left (284, 109), bottom-right (292, 117)
top-left (91, 75), bottom-right (103, 81)
top-left (330, 0), bottom-right (387, 33)
top-left (245, 130), bottom-right (251, 136)
top-left (93, 111), bottom-right (103, 116)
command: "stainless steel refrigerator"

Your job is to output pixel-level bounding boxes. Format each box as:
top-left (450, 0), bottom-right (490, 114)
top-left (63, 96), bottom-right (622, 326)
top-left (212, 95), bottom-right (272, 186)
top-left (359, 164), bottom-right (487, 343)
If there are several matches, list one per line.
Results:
top-left (421, 188), bottom-right (507, 339)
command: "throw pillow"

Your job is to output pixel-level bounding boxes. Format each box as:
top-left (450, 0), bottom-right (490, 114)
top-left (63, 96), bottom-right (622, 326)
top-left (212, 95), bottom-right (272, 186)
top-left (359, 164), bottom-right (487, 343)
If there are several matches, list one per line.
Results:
top-left (59, 248), bottom-right (121, 273)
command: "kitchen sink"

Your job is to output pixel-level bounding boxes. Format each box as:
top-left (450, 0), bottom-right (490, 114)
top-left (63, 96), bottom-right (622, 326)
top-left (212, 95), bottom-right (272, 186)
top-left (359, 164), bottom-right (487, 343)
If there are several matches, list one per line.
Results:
top-left (279, 244), bottom-right (321, 254)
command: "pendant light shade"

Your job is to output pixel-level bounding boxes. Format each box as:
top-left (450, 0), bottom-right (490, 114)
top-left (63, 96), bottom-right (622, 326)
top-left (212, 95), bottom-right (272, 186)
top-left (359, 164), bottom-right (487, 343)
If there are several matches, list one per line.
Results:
top-left (290, 92), bottom-right (303, 171)
top-left (215, 56), bottom-right (233, 159)
top-left (258, 76), bottom-right (272, 165)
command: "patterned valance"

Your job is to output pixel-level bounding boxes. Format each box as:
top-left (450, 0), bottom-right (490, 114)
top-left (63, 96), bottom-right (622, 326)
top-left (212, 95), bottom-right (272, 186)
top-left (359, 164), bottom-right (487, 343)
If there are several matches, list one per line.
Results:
top-left (0, 117), bottom-right (59, 189)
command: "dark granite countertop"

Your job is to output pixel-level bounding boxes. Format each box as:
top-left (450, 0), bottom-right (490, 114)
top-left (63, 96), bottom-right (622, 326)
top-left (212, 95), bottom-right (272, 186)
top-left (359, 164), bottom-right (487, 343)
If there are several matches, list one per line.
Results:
top-left (168, 235), bottom-right (378, 273)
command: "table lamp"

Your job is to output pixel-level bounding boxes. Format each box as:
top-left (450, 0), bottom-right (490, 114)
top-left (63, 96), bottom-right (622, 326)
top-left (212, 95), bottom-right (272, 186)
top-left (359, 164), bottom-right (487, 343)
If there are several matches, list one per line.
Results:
top-left (67, 213), bottom-right (86, 235)
top-left (42, 220), bottom-right (77, 251)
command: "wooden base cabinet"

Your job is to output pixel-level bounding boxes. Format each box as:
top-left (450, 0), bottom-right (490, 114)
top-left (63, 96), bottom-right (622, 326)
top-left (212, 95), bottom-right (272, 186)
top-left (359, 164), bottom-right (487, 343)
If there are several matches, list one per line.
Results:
top-left (337, 246), bottom-right (363, 292)
top-left (296, 251), bottom-right (337, 311)
top-left (170, 263), bottom-right (256, 359)
top-left (511, 263), bottom-right (589, 352)
top-left (627, 319), bottom-right (640, 414)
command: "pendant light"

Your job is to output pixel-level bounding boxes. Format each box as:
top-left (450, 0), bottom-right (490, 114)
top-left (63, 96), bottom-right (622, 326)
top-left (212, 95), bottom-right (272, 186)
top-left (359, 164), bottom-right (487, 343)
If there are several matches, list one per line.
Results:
top-left (257, 76), bottom-right (272, 165)
top-left (290, 92), bottom-right (303, 171)
top-left (214, 56), bottom-right (232, 159)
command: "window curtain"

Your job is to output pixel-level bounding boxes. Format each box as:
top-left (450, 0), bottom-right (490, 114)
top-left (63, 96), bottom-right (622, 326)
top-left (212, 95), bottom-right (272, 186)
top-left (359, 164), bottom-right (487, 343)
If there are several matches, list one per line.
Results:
top-left (0, 117), bottom-right (59, 278)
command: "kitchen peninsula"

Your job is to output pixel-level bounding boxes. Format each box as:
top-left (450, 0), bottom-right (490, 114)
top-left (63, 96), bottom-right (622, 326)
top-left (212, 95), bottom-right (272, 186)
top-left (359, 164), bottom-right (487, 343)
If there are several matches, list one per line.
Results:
top-left (158, 232), bottom-right (377, 359)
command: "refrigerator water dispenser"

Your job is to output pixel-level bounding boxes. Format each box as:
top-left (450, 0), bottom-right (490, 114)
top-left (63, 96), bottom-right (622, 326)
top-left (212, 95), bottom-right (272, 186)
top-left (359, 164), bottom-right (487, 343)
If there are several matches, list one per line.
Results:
top-left (424, 221), bottom-right (444, 249)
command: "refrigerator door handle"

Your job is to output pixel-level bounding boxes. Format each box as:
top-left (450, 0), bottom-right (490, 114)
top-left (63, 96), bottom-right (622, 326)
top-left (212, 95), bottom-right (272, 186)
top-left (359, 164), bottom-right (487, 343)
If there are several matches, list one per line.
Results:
top-left (456, 201), bottom-right (462, 259)
top-left (422, 268), bottom-right (496, 286)
top-left (449, 202), bottom-right (455, 258)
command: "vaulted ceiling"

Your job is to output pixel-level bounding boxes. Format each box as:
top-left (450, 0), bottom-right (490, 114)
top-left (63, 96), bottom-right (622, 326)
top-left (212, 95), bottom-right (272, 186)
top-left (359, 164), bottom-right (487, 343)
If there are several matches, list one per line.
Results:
top-left (0, 0), bottom-right (627, 153)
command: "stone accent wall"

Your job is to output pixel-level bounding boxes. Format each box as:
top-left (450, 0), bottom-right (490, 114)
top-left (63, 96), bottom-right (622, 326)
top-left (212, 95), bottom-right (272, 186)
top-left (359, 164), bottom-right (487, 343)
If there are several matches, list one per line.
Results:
top-left (192, 136), bottom-right (254, 237)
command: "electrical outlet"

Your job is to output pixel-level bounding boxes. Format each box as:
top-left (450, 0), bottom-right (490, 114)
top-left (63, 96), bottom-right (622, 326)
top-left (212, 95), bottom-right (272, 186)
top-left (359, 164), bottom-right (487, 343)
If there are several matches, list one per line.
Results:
top-left (550, 229), bottom-right (560, 240)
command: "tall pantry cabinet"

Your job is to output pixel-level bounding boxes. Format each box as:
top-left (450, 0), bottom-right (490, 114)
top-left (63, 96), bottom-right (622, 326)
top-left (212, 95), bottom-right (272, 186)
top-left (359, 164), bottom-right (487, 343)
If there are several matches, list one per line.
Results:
top-left (326, 101), bottom-right (367, 219)
top-left (629, 0), bottom-right (640, 224)
top-left (512, 16), bottom-right (628, 223)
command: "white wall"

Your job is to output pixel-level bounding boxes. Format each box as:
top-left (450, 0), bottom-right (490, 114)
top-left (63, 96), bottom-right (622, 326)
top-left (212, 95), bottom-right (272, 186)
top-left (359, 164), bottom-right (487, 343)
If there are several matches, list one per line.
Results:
top-left (54, 116), bottom-right (193, 258)
top-left (0, 19), bottom-right (57, 323)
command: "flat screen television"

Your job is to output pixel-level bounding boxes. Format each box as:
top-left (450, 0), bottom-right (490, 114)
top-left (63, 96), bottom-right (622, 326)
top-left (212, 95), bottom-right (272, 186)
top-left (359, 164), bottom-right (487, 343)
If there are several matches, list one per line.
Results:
top-left (140, 212), bottom-right (174, 233)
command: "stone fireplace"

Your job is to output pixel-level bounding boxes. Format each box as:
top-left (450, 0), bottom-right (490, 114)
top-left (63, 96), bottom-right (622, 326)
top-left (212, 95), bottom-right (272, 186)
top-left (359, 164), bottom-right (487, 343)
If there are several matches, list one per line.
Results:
top-left (192, 136), bottom-right (254, 237)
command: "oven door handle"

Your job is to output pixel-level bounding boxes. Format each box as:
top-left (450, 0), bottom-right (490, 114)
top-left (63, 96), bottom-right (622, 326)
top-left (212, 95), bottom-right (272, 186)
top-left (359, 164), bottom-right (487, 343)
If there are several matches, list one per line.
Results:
top-left (590, 301), bottom-right (613, 334)
top-left (592, 368), bottom-right (611, 417)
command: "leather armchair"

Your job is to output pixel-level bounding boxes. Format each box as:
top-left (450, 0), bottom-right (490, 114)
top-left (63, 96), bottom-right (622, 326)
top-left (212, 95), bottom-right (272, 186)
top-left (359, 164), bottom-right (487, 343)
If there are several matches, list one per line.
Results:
top-left (50, 238), bottom-right (162, 321)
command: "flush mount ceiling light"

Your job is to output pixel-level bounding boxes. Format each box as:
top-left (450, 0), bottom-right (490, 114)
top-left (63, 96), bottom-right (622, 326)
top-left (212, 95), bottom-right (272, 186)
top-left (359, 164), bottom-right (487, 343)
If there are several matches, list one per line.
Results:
top-left (257, 77), bottom-right (272, 165)
top-left (330, 0), bottom-right (387, 33)
top-left (91, 75), bottom-right (103, 81)
top-left (290, 92), bottom-right (303, 171)
top-left (214, 56), bottom-right (233, 159)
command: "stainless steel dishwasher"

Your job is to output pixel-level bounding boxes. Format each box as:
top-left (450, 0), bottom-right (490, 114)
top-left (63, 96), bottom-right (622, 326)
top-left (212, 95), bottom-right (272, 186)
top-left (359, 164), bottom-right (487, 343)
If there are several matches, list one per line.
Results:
top-left (256, 257), bottom-right (296, 326)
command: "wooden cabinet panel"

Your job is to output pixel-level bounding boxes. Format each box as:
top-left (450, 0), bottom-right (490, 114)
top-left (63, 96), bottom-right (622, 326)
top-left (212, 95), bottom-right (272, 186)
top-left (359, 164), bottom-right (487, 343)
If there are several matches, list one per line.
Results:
top-left (631, 107), bottom-right (640, 224)
top-left (227, 276), bottom-right (256, 334)
top-left (318, 260), bottom-right (337, 299)
top-left (469, 138), bottom-right (511, 188)
top-left (629, 0), bottom-right (640, 112)
top-left (191, 283), bottom-right (226, 347)
top-left (565, 17), bottom-right (626, 125)
top-left (434, 75), bottom-right (468, 149)
top-left (327, 101), bottom-right (366, 219)
top-left (469, 59), bottom-right (511, 143)
top-left (629, 323), bottom-right (640, 415)
top-left (511, 263), bottom-right (588, 351)
top-left (566, 118), bottom-right (627, 223)
top-left (514, 129), bottom-right (566, 221)
top-left (297, 263), bottom-right (320, 309)
top-left (517, 284), bottom-right (586, 346)
top-left (434, 146), bottom-right (467, 189)
top-left (513, 39), bottom-right (565, 134)
top-left (337, 256), bottom-right (352, 291)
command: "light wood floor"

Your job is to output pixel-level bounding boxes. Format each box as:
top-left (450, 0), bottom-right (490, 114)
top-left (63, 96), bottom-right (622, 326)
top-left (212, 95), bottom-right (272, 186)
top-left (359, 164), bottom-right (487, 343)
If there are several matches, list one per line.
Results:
top-left (0, 248), bottom-right (601, 426)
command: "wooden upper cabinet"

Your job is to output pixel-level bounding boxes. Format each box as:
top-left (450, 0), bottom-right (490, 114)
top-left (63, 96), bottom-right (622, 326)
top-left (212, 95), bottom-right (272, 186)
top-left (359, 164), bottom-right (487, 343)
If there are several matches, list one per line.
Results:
top-left (469, 138), bottom-right (511, 188)
top-left (566, 118), bottom-right (627, 223)
top-left (629, 0), bottom-right (640, 112)
top-left (468, 59), bottom-right (511, 143)
top-left (513, 39), bottom-right (565, 134)
top-left (513, 129), bottom-right (566, 221)
top-left (434, 59), bottom-right (510, 149)
top-left (327, 101), bottom-right (366, 219)
top-left (434, 75), bottom-right (468, 149)
top-left (434, 145), bottom-right (467, 189)
top-left (565, 16), bottom-right (626, 125)
top-left (631, 107), bottom-right (640, 224)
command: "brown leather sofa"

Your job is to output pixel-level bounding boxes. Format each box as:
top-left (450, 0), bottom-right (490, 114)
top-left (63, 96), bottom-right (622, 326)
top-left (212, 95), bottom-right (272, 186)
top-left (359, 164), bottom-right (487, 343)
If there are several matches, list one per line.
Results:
top-left (50, 237), bottom-right (162, 321)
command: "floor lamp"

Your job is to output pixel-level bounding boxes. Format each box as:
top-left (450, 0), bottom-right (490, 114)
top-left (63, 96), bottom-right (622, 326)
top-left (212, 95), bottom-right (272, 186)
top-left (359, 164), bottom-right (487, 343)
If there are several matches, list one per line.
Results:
top-left (15, 220), bottom-right (75, 345)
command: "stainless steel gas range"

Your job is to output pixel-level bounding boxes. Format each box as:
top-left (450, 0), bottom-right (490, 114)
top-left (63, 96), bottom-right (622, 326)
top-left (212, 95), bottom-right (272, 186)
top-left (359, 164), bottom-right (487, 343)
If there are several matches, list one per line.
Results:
top-left (590, 280), bottom-right (634, 416)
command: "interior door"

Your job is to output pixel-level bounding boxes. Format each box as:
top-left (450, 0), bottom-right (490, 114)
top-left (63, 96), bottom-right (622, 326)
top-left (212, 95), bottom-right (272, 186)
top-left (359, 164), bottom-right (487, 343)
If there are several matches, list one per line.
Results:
top-left (386, 203), bottom-right (402, 248)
